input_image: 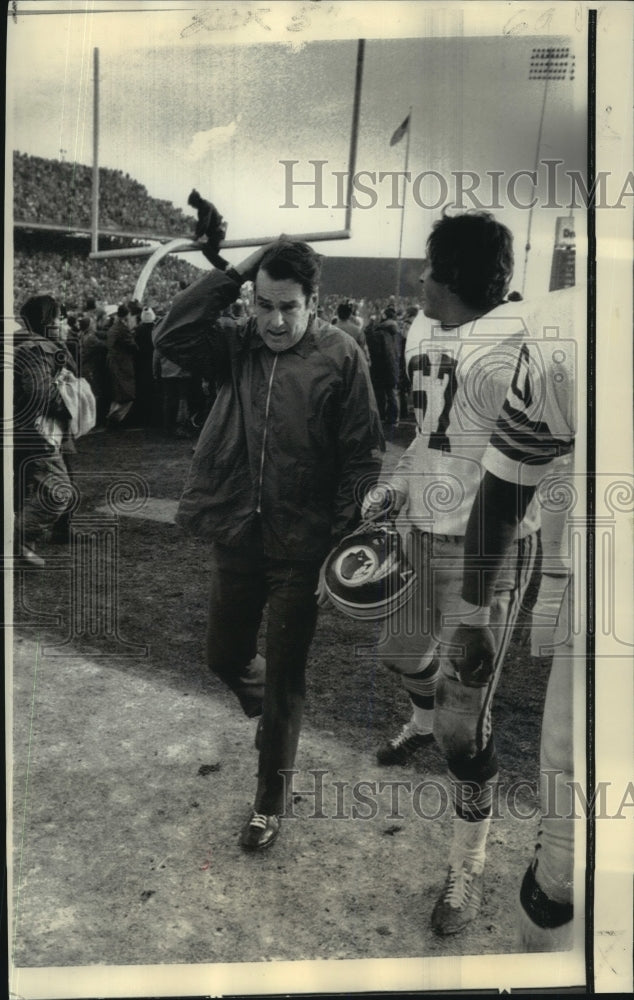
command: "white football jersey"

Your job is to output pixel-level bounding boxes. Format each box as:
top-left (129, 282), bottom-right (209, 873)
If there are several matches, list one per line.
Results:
top-left (390, 287), bottom-right (578, 536)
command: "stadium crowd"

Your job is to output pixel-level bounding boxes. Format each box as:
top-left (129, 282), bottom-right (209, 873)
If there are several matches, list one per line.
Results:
top-left (14, 234), bottom-right (201, 318)
top-left (26, 291), bottom-right (419, 440)
top-left (14, 151), bottom-right (192, 235)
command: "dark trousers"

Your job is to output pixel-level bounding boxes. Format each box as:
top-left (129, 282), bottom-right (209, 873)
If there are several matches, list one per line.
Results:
top-left (161, 377), bottom-right (190, 432)
top-left (206, 540), bottom-right (321, 814)
top-left (372, 382), bottom-right (399, 426)
top-left (14, 447), bottom-right (75, 546)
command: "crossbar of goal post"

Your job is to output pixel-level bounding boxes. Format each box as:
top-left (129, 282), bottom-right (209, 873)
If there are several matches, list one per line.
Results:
top-left (91, 233), bottom-right (351, 303)
top-left (87, 38), bottom-right (365, 302)
top-left (129, 234), bottom-right (352, 303)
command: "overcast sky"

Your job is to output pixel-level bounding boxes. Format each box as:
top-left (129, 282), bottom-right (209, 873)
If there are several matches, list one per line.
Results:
top-left (8, 2), bottom-right (588, 297)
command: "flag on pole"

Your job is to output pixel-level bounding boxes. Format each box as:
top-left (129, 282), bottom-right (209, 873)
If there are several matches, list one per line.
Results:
top-left (390, 114), bottom-right (410, 146)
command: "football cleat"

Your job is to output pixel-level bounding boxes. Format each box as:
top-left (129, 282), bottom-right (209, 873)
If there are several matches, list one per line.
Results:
top-left (431, 860), bottom-right (484, 935)
top-left (324, 521), bottom-right (416, 621)
top-left (376, 720), bottom-right (434, 765)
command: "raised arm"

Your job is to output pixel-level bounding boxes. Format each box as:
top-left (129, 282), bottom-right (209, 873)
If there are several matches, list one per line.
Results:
top-left (152, 244), bottom-right (271, 371)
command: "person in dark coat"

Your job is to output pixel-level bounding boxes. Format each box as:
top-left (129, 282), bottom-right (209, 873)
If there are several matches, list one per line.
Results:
top-left (13, 294), bottom-right (77, 564)
top-left (334, 300), bottom-right (370, 363)
top-left (365, 305), bottom-right (401, 429)
top-left (106, 304), bottom-right (137, 426)
top-left (133, 307), bottom-right (158, 427)
top-left (187, 189), bottom-right (229, 270)
top-left (78, 316), bottom-right (108, 426)
top-left (153, 239), bottom-right (383, 852)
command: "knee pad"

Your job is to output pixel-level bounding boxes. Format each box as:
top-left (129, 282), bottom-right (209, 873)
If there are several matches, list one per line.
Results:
top-left (402, 658), bottom-right (439, 700)
top-left (434, 671), bottom-right (486, 761)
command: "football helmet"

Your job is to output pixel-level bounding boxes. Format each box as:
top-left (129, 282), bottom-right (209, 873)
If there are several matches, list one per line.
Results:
top-left (324, 521), bottom-right (417, 620)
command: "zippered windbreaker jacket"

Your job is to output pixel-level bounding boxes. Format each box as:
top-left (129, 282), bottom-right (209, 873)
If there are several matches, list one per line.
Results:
top-left (153, 269), bottom-right (384, 561)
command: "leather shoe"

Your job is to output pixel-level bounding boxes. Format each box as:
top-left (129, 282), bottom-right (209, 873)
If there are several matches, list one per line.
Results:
top-left (239, 811), bottom-right (280, 852)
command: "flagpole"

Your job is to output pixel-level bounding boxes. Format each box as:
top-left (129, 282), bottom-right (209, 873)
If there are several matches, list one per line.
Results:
top-left (396, 106), bottom-right (412, 304)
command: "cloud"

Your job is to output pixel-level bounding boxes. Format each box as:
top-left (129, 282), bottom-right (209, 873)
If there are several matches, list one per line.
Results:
top-left (184, 115), bottom-right (242, 162)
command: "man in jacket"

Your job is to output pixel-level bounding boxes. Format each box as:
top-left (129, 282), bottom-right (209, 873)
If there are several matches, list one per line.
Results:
top-left (154, 239), bottom-right (383, 851)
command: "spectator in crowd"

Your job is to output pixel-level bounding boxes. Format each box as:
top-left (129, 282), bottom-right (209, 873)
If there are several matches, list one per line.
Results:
top-left (365, 304), bottom-right (401, 431)
top-left (153, 239), bottom-right (383, 852)
top-left (14, 151), bottom-right (195, 237)
top-left (398, 305), bottom-right (419, 419)
top-left (128, 299), bottom-right (143, 325)
top-left (78, 316), bottom-right (108, 427)
top-left (133, 307), bottom-right (158, 428)
top-left (333, 300), bottom-right (370, 362)
top-left (153, 342), bottom-right (192, 438)
top-left (106, 304), bottom-right (137, 427)
top-left (13, 294), bottom-right (77, 565)
top-left (95, 303), bottom-right (110, 335)
top-left (230, 298), bottom-right (247, 327)
top-left (61, 312), bottom-right (81, 369)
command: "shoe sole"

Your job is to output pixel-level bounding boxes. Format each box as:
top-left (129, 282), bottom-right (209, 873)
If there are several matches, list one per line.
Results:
top-left (431, 917), bottom-right (475, 936)
top-left (239, 829), bottom-right (279, 852)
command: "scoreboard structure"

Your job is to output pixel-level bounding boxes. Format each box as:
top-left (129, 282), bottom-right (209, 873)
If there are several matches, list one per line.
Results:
top-left (549, 216), bottom-right (576, 291)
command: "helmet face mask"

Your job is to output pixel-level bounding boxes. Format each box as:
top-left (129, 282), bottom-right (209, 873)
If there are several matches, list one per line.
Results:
top-left (324, 523), bottom-right (417, 620)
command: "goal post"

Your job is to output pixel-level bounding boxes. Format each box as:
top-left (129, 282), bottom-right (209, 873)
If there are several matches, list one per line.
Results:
top-left (87, 40), bottom-right (365, 300)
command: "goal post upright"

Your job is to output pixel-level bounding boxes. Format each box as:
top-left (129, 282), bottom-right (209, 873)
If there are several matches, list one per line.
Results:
top-left (91, 47), bottom-right (99, 257)
top-left (88, 39), bottom-right (366, 297)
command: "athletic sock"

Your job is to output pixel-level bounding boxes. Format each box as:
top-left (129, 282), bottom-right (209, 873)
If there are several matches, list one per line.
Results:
top-left (448, 815), bottom-right (491, 874)
top-left (402, 656), bottom-right (439, 728)
top-left (411, 705), bottom-right (434, 735)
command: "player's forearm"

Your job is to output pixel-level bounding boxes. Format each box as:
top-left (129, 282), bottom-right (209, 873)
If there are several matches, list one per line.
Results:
top-left (462, 471), bottom-right (535, 608)
top-left (387, 431), bottom-right (420, 496)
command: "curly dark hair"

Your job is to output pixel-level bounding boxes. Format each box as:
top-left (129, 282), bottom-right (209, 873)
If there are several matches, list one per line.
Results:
top-left (258, 240), bottom-right (322, 301)
top-left (427, 211), bottom-right (514, 312)
top-left (337, 300), bottom-right (353, 321)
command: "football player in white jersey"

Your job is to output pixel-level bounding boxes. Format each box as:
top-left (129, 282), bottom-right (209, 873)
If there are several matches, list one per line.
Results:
top-left (363, 211), bottom-right (576, 935)
top-left (447, 319), bottom-right (577, 947)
